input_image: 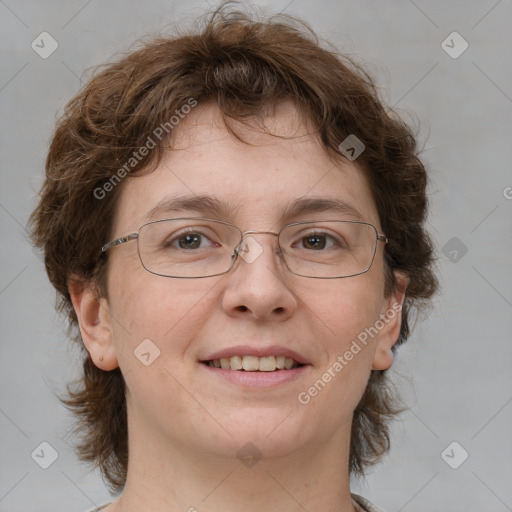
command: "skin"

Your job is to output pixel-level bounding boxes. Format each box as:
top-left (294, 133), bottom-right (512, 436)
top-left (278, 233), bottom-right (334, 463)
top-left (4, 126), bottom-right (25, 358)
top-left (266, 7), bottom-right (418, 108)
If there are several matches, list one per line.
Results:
top-left (70, 101), bottom-right (407, 512)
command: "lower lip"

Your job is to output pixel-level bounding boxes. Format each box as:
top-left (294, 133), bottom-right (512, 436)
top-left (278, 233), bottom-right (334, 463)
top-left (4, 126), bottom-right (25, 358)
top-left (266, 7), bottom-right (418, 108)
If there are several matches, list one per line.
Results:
top-left (199, 362), bottom-right (310, 388)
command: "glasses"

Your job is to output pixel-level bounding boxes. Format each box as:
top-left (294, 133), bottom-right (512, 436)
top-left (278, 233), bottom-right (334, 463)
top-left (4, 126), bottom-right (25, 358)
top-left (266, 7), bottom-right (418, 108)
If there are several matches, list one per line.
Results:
top-left (101, 218), bottom-right (388, 279)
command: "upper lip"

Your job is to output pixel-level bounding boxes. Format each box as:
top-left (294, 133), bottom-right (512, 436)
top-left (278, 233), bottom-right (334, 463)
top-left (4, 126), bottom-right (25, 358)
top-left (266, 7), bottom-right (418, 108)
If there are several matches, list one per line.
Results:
top-left (201, 345), bottom-right (310, 365)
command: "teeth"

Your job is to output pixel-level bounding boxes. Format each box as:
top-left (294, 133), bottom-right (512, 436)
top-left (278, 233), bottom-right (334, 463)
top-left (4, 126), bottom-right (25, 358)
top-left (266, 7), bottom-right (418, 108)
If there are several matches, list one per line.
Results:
top-left (242, 356), bottom-right (260, 371)
top-left (229, 355), bottom-right (243, 370)
top-left (207, 355), bottom-right (301, 371)
top-left (259, 356), bottom-right (276, 372)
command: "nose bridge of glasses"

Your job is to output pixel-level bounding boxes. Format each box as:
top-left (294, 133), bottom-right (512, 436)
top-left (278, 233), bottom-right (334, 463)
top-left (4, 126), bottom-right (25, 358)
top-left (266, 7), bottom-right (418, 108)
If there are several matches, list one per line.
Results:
top-left (241, 230), bottom-right (280, 238)
top-left (234, 229), bottom-right (282, 258)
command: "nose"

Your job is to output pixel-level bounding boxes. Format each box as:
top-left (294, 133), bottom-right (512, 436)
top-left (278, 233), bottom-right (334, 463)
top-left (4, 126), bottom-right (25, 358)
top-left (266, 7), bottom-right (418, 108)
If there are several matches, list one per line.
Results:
top-left (221, 232), bottom-right (298, 322)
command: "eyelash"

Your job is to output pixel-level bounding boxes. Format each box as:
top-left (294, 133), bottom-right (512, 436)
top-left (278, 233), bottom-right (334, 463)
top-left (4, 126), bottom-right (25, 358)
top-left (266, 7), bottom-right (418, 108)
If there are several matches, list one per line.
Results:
top-left (163, 230), bottom-right (345, 251)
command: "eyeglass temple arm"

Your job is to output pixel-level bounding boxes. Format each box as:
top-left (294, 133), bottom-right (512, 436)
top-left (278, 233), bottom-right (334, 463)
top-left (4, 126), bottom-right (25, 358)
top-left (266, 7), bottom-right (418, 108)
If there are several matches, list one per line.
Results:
top-left (377, 234), bottom-right (388, 244)
top-left (102, 233), bottom-right (138, 253)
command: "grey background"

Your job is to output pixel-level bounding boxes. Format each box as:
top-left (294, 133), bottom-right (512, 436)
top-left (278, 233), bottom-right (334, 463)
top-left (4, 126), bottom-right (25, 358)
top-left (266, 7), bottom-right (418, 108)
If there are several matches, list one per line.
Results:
top-left (1, 1), bottom-right (511, 511)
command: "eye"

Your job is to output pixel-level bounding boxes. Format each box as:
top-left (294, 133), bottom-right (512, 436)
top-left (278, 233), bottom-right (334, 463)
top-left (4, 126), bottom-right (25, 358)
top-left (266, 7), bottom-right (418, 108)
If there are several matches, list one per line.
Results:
top-left (166, 231), bottom-right (219, 250)
top-left (293, 232), bottom-right (338, 250)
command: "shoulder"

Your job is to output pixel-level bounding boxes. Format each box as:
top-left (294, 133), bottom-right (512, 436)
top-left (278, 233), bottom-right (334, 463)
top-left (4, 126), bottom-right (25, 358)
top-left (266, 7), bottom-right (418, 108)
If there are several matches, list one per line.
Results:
top-left (351, 493), bottom-right (386, 512)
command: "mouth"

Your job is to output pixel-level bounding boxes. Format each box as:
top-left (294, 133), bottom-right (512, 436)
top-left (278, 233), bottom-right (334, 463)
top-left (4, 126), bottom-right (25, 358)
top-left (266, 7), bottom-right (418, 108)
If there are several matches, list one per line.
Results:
top-left (201, 355), bottom-right (305, 372)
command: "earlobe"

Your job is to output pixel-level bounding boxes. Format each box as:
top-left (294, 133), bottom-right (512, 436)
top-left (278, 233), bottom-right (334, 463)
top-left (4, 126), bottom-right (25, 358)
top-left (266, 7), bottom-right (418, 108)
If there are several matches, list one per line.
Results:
top-left (371, 271), bottom-right (409, 371)
top-left (68, 277), bottom-right (119, 371)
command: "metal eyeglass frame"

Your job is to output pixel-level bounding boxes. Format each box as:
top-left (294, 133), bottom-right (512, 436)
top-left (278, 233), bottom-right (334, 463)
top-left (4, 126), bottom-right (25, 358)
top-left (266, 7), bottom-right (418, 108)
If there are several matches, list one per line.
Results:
top-left (101, 217), bottom-right (388, 279)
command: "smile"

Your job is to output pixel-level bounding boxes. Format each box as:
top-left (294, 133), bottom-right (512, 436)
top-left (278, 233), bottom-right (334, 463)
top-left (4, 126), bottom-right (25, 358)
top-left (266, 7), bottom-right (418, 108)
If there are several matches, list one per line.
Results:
top-left (203, 355), bottom-right (303, 372)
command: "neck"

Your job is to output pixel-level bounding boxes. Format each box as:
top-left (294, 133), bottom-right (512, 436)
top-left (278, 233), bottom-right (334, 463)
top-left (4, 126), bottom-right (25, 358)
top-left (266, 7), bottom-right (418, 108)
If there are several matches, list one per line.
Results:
top-left (112, 411), bottom-right (357, 512)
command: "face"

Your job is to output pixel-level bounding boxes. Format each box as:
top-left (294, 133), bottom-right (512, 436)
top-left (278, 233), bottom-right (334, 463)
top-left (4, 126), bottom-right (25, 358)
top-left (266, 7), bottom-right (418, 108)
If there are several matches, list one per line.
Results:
top-left (79, 101), bottom-right (404, 463)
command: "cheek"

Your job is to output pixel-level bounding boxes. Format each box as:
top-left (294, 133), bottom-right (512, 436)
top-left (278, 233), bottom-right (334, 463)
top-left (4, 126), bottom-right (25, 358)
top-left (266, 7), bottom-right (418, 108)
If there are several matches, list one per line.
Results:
top-left (108, 269), bottom-right (220, 365)
top-left (302, 275), bottom-right (385, 351)
top-left (295, 277), bottom-right (385, 411)
top-left (106, 272), bottom-right (228, 444)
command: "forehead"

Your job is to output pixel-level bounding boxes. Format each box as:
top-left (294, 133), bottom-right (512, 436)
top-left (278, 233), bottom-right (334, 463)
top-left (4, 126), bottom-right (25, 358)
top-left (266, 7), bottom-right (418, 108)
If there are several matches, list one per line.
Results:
top-left (113, 101), bottom-right (380, 233)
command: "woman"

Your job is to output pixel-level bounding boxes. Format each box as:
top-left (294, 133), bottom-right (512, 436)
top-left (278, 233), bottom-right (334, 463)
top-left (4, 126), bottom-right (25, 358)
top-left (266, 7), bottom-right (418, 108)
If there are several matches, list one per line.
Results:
top-left (29, 4), bottom-right (437, 511)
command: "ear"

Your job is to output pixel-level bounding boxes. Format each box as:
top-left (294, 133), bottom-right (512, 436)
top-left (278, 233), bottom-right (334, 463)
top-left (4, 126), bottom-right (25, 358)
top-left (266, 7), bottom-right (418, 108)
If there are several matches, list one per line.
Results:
top-left (372, 271), bottom-right (409, 371)
top-left (68, 276), bottom-right (119, 371)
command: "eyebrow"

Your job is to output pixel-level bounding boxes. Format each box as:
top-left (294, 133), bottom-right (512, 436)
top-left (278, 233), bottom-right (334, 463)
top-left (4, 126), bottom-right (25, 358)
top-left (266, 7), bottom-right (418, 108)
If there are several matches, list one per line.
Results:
top-left (144, 194), bottom-right (364, 223)
top-left (144, 195), bottom-right (239, 222)
top-left (278, 197), bottom-right (364, 222)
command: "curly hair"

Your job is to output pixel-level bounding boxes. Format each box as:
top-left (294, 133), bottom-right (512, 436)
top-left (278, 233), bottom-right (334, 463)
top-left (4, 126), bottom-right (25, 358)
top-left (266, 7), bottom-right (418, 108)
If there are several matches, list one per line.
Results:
top-left (29, 2), bottom-right (437, 493)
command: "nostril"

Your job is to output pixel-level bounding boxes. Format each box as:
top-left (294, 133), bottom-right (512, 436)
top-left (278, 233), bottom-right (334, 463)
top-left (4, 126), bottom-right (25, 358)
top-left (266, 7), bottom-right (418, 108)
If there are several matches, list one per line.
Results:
top-left (237, 305), bottom-right (249, 312)
top-left (274, 307), bottom-right (285, 314)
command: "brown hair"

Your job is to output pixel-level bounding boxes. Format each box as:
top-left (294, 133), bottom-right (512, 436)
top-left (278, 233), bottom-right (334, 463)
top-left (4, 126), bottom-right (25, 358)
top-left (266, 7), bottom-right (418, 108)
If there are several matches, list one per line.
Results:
top-left (29, 2), bottom-right (437, 492)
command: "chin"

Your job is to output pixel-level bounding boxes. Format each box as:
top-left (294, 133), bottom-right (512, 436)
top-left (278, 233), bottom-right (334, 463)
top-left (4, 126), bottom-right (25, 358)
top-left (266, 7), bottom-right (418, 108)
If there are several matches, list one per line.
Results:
top-left (200, 407), bottom-right (316, 459)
